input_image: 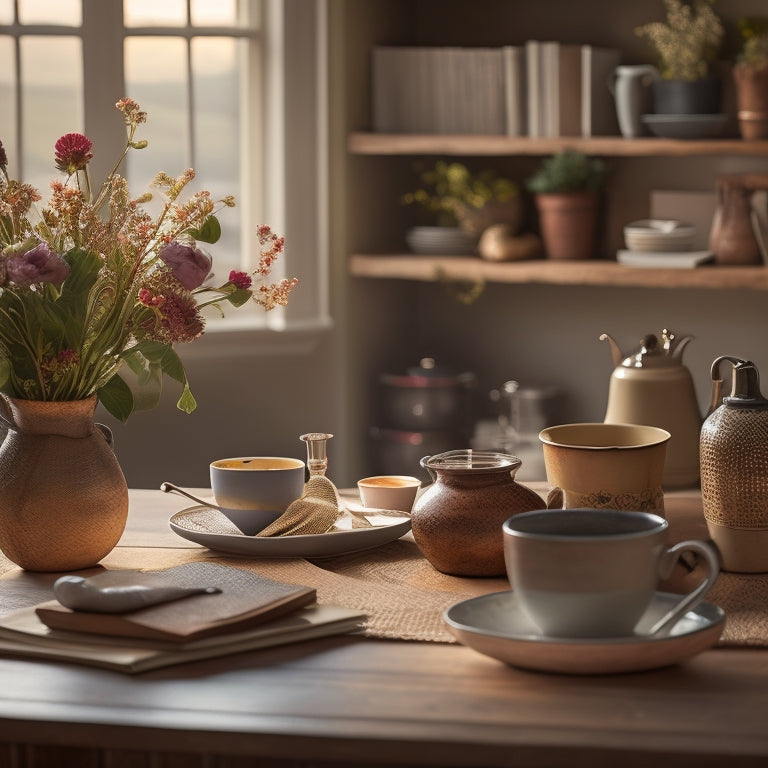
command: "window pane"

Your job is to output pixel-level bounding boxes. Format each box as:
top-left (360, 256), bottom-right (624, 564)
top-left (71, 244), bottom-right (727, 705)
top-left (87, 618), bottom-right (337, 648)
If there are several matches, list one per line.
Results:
top-left (0, 1), bottom-right (13, 25)
top-left (124, 36), bottom-right (189, 195)
top-left (124, 0), bottom-right (186, 27)
top-left (20, 36), bottom-right (82, 193)
top-left (18, 0), bottom-right (81, 26)
top-left (0, 36), bottom-right (16, 175)
top-left (191, 0), bottom-right (237, 27)
top-left (192, 36), bottom-right (242, 273)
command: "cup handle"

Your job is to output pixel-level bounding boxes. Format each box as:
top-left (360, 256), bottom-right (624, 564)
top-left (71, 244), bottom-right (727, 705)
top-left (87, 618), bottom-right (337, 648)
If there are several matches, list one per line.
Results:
top-left (647, 539), bottom-right (720, 637)
top-left (546, 487), bottom-right (564, 509)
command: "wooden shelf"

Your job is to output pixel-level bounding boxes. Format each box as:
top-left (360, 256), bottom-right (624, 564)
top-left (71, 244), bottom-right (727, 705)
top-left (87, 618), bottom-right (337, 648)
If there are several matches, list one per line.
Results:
top-left (348, 132), bottom-right (768, 158)
top-left (349, 254), bottom-right (768, 290)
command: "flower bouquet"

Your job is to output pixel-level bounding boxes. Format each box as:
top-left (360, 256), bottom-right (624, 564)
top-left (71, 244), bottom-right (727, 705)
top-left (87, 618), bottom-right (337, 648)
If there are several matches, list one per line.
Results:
top-left (0, 98), bottom-right (297, 422)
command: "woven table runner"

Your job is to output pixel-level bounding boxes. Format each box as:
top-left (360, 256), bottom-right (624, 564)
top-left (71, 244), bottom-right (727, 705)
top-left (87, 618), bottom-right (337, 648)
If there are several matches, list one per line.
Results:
top-left (1, 494), bottom-right (768, 646)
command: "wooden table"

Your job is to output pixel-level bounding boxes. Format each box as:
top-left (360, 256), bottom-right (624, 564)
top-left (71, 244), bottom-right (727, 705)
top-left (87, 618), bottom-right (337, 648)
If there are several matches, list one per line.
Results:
top-left (1, 489), bottom-right (767, 768)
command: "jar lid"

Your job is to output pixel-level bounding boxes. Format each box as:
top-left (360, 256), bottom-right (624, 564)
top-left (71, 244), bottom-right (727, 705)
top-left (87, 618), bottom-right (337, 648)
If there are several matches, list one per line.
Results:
top-left (422, 449), bottom-right (521, 472)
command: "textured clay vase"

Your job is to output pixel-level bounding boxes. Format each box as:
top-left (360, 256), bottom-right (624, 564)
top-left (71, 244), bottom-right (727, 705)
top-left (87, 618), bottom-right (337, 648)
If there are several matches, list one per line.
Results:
top-left (411, 450), bottom-right (545, 577)
top-left (0, 395), bottom-right (129, 572)
top-left (700, 356), bottom-right (768, 572)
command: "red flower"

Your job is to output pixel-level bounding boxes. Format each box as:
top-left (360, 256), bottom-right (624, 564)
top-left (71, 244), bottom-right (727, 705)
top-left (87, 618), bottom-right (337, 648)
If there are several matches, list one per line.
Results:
top-left (54, 133), bottom-right (94, 174)
top-left (228, 270), bottom-right (252, 290)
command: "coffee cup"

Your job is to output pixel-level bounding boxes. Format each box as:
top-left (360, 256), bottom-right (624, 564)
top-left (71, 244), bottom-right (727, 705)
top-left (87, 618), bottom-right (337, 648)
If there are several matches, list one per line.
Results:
top-left (539, 422), bottom-right (670, 515)
top-left (210, 457), bottom-right (305, 535)
top-left (503, 507), bottom-right (719, 638)
top-left (357, 475), bottom-right (421, 513)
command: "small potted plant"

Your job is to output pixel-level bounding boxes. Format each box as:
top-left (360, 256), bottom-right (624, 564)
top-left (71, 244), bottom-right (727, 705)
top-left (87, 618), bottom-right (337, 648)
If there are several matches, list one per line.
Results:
top-left (733, 18), bottom-right (768, 139)
top-left (525, 150), bottom-right (607, 261)
top-left (635, 0), bottom-right (724, 115)
top-left (402, 161), bottom-right (521, 255)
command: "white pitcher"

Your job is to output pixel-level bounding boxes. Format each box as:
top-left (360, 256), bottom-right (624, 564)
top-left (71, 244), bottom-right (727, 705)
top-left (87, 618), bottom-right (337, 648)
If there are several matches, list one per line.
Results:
top-left (613, 65), bottom-right (657, 138)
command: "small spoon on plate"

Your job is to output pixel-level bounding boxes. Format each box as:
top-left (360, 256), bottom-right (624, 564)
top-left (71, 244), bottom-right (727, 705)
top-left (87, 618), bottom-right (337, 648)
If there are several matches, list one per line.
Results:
top-left (160, 482), bottom-right (220, 510)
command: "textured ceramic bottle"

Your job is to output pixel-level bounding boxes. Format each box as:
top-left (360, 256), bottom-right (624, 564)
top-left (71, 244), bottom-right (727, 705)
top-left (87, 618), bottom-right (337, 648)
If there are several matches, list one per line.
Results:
top-left (411, 450), bottom-right (544, 577)
top-left (700, 356), bottom-right (768, 572)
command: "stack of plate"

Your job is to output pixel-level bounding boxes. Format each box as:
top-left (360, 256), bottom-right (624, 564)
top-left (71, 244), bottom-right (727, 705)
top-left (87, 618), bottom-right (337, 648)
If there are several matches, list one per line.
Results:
top-left (623, 219), bottom-right (695, 252)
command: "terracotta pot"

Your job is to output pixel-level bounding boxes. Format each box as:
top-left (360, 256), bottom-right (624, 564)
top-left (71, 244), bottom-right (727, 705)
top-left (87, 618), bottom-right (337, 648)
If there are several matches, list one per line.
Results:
top-left (733, 65), bottom-right (768, 140)
top-left (411, 450), bottom-right (545, 577)
top-left (0, 395), bottom-right (129, 571)
top-left (534, 191), bottom-right (599, 260)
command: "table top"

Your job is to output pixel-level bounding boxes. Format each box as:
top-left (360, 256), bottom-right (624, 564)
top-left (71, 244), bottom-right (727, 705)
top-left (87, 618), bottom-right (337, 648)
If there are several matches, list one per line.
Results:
top-left (1, 488), bottom-right (768, 768)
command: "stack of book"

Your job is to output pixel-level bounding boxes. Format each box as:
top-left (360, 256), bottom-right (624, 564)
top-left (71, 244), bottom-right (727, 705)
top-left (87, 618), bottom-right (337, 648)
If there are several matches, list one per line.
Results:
top-left (371, 43), bottom-right (621, 138)
top-left (0, 562), bottom-right (365, 673)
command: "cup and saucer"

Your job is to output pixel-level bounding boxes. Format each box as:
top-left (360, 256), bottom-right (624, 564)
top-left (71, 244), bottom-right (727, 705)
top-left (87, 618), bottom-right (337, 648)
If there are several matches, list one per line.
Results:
top-left (444, 590), bottom-right (725, 675)
top-left (443, 507), bottom-right (726, 675)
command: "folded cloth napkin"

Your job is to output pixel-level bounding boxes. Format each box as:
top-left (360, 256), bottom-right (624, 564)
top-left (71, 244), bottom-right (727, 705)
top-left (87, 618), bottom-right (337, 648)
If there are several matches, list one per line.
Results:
top-left (257, 475), bottom-right (343, 537)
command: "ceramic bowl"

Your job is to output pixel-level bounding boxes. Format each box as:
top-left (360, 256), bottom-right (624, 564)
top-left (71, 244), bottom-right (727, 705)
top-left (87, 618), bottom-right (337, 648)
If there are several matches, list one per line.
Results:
top-left (624, 219), bottom-right (695, 252)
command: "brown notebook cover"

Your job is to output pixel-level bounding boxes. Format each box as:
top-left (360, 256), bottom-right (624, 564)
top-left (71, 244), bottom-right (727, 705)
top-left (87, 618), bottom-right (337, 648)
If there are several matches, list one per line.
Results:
top-left (35, 562), bottom-right (316, 643)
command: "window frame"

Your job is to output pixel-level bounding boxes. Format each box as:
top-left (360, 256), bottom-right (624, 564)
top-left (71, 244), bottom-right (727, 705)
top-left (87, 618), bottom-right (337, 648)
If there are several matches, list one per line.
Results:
top-left (0, 0), bottom-right (330, 338)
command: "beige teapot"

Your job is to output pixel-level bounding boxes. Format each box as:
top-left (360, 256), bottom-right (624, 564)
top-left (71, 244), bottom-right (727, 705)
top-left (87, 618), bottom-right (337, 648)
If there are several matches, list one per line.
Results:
top-left (600, 329), bottom-right (701, 488)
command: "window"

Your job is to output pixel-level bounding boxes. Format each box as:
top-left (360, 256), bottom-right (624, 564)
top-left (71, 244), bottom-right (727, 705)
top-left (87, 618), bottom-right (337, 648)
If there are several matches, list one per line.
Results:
top-left (0, 0), bottom-right (328, 332)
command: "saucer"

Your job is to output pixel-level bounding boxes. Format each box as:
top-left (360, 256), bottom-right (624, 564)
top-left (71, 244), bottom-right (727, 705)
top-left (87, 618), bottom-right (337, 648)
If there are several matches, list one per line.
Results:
top-left (169, 505), bottom-right (412, 558)
top-left (641, 113), bottom-right (728, 140)
top-left (443, 591), bottom-right (725, 675)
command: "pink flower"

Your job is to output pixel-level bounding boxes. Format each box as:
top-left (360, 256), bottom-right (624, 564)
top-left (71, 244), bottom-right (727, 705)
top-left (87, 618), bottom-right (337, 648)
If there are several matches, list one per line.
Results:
top-left (6, 242), bottom-right (70, 288)
top-left (158, 241), bottom-right (211, 290)
top-left (228, 270), bottom-right (252, 290)
top-left (54, 133), bottom-right (94, 174)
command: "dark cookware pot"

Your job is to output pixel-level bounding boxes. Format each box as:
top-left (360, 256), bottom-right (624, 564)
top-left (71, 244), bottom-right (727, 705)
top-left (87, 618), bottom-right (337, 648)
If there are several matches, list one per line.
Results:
top-left (379, 358), bottom-right (476, 432)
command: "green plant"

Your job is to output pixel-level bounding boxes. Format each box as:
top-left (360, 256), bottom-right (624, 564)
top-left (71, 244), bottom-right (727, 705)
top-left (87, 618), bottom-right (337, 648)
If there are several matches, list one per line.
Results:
top-left (0, 99), bottom-right (297, 422)
top-left (525, 150), bottom-right (607, 195)
top-left (636, 0), bottom-right (724, 81)
top-left (737, 18), bottom-right (768, 69)
top-left (402, 161), bottom-right (518, 227)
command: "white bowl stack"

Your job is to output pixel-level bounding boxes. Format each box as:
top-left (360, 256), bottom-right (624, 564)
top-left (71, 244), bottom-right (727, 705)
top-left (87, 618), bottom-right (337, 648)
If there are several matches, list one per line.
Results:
top-left (623, 219), bottom-right (696, 253)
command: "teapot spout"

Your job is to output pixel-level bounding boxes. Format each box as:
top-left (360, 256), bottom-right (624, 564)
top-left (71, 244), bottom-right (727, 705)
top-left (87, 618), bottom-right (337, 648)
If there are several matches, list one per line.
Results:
top-left (599, 333), bottom-right (623, 367)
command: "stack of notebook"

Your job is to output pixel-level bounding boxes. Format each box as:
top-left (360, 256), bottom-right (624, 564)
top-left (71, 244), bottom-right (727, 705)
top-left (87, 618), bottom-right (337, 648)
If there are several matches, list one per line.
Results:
top-left (0, 562), bottom-right (365, 673)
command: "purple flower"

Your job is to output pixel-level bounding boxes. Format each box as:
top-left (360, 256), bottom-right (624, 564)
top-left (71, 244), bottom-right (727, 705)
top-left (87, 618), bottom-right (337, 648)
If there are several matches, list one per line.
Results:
top-left (6, 242), bottom-right (70, 288)
top-left (158, 241), bottom-right (211, 290)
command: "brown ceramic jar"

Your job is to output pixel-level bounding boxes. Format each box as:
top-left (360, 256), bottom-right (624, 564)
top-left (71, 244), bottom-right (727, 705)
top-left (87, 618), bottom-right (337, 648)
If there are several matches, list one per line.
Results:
top-left (411, 450), bottom-right (545, 577)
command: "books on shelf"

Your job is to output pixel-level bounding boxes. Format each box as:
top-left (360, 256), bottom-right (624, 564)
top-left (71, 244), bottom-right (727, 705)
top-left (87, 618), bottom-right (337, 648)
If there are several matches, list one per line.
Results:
top-left (371, 43), bottom-right (621, 139)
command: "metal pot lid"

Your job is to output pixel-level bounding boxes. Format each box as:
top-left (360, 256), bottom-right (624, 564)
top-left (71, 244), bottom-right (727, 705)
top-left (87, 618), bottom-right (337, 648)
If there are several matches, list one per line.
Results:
top-left (380, 358), bottom-right (476, 388)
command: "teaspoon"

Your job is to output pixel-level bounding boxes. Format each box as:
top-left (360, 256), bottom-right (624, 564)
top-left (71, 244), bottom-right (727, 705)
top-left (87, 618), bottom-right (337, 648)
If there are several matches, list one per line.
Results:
top-left (160, 481), bottom-right (220, 510)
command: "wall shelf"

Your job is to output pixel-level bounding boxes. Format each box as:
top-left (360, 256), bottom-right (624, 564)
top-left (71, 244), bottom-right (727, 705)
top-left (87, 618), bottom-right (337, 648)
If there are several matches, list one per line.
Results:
top-left (348, 132), bottom-right (768, 158)
top-left (349, 255), bottom-right (768, 291)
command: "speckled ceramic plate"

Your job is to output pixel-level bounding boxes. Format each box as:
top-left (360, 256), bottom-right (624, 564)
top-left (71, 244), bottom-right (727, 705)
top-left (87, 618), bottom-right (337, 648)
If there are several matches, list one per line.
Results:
top-left (169, 505), bottom-right (412, 558)
top-left (444, 590), bottom-right (725, 675)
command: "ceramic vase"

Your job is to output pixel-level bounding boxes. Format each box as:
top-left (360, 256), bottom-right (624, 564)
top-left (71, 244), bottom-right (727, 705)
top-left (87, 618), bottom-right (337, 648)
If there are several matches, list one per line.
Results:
top-left (411, 450), bottom-right (544, 577)
top-left (0, 395), bottom-right (129, 572)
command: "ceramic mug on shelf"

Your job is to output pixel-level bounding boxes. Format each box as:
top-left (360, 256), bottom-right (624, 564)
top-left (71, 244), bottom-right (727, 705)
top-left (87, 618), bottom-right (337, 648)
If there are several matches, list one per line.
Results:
top-left (539, 422), bottom-right (670, 516)
top-left (210, 457), bottom-right (306, 535)
top-left (357, 475), bottom-right (421, 513)
top-left (502, 507), bottom-right (719, 638)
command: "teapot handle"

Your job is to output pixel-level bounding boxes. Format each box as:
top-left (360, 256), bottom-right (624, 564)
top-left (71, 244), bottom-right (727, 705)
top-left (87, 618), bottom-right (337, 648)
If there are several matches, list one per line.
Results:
top-left (707, 355), bottom-right (742, 417)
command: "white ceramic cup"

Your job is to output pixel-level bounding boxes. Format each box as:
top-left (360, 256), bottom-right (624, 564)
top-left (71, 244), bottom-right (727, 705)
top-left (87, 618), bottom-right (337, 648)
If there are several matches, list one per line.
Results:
top-left (503, 507), bottom-right (719, 639)
top-left (358, 475), bottom-right (421, 513)
top-left (210, 457), bottom-right (305, 535)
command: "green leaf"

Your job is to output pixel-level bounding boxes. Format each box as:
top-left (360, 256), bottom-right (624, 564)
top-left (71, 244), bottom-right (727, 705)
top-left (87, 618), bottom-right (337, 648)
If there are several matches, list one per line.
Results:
top-left (190, 215), bottom-right (221, 244)
top-left (97, 374), bottom-right (135, 423)
top-left (177, 384), bottom-right (197, 414)
top-left (227, 288), bottom-right (252, 308)
top-left (0, 358), bottom-right (11, 393)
